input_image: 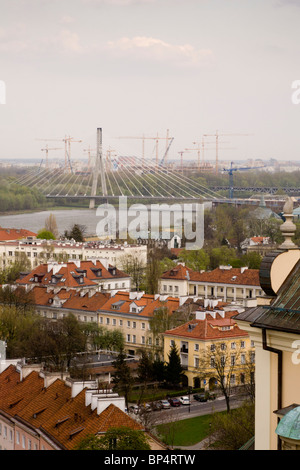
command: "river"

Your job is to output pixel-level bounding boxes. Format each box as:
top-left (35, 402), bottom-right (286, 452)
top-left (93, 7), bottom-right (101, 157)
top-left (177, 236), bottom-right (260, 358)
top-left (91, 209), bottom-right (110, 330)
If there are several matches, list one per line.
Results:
top-left (0, 202), bottom-right (210, 238)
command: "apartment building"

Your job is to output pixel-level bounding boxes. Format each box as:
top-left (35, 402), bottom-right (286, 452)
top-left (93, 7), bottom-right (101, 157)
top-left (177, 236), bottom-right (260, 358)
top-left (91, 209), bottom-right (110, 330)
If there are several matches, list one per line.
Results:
top-left (28, 286), bottom-right (180, 357)
top-left (0, 362), bottom-right (165, 450)
top-left (0, 237), bottom-right (147, 269)
top-left (164, 308), bottom-right (254, 389)
top-left (15, 259), bottom-right (131, 293)
top-left (160, 263), bottom-right (263, 305)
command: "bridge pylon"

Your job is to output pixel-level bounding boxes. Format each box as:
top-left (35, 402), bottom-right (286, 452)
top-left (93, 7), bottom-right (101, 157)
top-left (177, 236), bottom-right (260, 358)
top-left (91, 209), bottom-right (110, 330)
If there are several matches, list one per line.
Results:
top-left (89, 128), bottom-right (107, 209)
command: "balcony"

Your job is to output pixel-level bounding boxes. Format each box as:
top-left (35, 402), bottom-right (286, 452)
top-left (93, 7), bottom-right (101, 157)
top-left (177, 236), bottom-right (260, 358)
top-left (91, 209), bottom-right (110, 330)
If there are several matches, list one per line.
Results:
top-left (180, 346), bottom-right (189, 354)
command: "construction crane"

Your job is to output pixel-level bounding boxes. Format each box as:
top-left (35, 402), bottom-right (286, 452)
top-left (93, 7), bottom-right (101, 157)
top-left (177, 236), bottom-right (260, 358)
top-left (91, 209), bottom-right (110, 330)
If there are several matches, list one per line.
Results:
top-left (83, 146), bottom-right (96, 171)
top-left (178, 150), bottom-right (191, 173)
top-left (160, 137), bottom-right (174, 167)
top-left (222, 161), bottom-right (264, 198)
top-left (64, 136), bottom-right (82, 172)
top-left (203, 130), bottom-right (252, 174)
top-left (36, 136), bottom-right (82, 172)
top-left (41, 145), bottom-right (63, 169)
top-left (186, 139), bottom-right (234, 170)
top-left (118, 130), bottom-right (173, 169)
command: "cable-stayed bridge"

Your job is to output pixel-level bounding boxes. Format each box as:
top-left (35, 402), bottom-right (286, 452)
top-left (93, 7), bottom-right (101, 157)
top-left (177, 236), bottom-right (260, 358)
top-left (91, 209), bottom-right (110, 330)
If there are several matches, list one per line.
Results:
top-left (14, 128), bottom-right (229, 207)
top-left (13, 128), bottom-right (289, 209)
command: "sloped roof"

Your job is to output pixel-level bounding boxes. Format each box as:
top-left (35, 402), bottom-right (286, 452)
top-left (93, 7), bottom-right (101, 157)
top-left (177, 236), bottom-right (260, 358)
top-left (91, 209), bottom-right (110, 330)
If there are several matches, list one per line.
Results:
top-left (0, 228), bottom-right (37, 241)
top-left (164, 311), bottom-right (247, 341)
top-left (235, 257), bottom-right (300, 333)
top-left (0, 365), bottom-right (144, 450)
top-left (16, 260), bottom-right (129, 289)
top-left (161, 265), bottom-right (260, 286)
top-left (99, 291), bottom-right (180, 317)
top-left (31, 286), bottom-right (110, 312)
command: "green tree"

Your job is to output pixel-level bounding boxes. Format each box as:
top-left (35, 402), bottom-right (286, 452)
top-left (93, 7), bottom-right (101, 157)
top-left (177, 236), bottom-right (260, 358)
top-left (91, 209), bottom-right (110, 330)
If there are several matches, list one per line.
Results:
top-left (137, 350), bottom-right (154, 404)
top-left (37, 229), bottom-right (55, 240)
top-left (210, 401), bottom-right (255, 450)
top-left (64, 224), bottom-right (86, 242)
top-left (178, 249), bottom-right (210, 271)
top-left (165, 343), bottom-right (184, 387)
top-left (75, 427), bottom-right (151, 450)
top-left (119, 253), bottom-right (145, 291)
top-left (112, 349), bottom-right (134, 409)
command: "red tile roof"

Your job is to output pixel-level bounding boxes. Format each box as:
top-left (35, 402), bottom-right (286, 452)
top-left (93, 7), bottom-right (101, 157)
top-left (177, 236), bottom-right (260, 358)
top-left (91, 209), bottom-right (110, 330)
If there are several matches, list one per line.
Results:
top-left (0, 365), bottom-right (144, 450)
top-left (16, 260), bottom-right (129, 289)
top-left (99, 291), bottom-right (180, 318)
top-left (161, 265), bottom-right (260, 286)
top-left (164, 311), bottom-right (248, 340)
top-left (31, 286), bottom-right (110, 311)
top-left (0, 228), bottom-right (37, 241)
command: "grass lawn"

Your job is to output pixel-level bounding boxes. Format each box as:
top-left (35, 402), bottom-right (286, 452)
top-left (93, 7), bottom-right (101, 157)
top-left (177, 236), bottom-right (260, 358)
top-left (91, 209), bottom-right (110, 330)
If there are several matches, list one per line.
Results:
top-left (155, 413), bottom-right (216, 447)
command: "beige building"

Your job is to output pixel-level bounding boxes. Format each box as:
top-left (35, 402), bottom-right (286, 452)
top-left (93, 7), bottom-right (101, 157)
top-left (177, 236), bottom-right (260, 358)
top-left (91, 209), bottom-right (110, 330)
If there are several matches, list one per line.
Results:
top-left (235, 198), bottom-right (300, 450)
top-left (0, 237), bottom-right (147, 270)
top-left (164, 308), bottom-right (253, 389)
top-left (160, 263), bottom-right (263, 306)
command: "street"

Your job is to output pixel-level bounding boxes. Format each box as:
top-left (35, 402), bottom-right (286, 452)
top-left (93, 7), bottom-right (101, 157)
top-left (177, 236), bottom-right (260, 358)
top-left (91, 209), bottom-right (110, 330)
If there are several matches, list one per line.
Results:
top-left (129, 394), bottom-right (249, 424)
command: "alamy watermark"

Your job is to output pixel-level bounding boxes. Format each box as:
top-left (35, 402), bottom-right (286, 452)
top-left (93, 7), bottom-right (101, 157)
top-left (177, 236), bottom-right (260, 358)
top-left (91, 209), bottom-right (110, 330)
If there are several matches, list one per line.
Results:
top-left (0, 81), bottom-right (6, 104)
top-left (291, 80), bottom-right (300, 104)
top-left (95, 196), bottom-right (204, 250)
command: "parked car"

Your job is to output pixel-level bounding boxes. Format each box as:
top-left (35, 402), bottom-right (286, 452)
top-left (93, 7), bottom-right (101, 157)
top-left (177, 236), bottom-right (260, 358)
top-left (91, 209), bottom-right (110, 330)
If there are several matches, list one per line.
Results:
top-left (168, 398), bottom-right (181, 407)
top-left (159, 399), bottom-right (171, 409)
top-left (151, 401), bottom-right (163, 411)
top-left (179, 396), bottom-right (191, 405)
top-left (193, 393), bottom-right (208, 402)
top-left (128, 405), bottom-right (139, 414)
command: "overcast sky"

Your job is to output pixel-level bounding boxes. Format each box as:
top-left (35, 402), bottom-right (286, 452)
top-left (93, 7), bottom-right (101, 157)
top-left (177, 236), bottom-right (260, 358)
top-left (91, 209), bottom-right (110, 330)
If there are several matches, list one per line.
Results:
top-left (1, 0), bottom-right (300, 165)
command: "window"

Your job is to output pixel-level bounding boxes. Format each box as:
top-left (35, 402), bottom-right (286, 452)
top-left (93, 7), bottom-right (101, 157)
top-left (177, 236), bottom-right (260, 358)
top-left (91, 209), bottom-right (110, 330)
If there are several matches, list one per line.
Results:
top-left (175, 286), bottom-right (179, 292)
top-left (28, 439), bottom-right (32, 450)
top-left (22, 435), bottom-right (26, 449)
top-left (230, 374), bottom-right (236, 385)
top-left (106, 318), bottom-right (110, 325)
top-left (194, 357), bottom-right (200, 368)
top-left (127, 334), bottom-right (131, 342)
top-left (119, 320), bottom-right (123, 326)
top-left (133, 335), bottom-right (136, 343)
top-left (141, 323), bottom-right (145, 330)
top-left (221, 343), bottom-right (226, 351)
top-left (9, 430), bottom-right (13, 441)
top-left (148, 337), bottom-right (152, 345)
top-left (210, 344), bottom-right (215, 352)
top-left (240, 341), bottom-right (245, 348)
top-left (231, 355), bottom-right (236, 366)
top-left (169, 285), bottom-right (173, 291)
top-left (194, 343), bottom-right (199, 351)
top-left (241, 354), bottom-right (246, 365)
top-left (163, 285), bottom-right (167, 292)
top-left (99, 317), bottom-right (103, 324)
top-left (112, 319), bottom-right (116, 326)
top-left (16, 432), bottom-right (20, 444)
top-left (231, 342), bottom-right (236, 349)
top-left (127, 321), bottom-right (131, 328)
top-left (170, 340), bottom-right (175, 347)
top-left (210, 357), bottom-right (215, 368)
top-left (132, 322), bottom-right (136, 329)
top-left (142, 336), bottom-right (145, 344)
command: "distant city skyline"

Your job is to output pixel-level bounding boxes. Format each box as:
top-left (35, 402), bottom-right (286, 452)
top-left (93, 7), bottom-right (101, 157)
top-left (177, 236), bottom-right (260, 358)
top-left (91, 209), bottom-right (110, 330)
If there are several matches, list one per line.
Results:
top-left (0, 0), bottom-right (300, 164)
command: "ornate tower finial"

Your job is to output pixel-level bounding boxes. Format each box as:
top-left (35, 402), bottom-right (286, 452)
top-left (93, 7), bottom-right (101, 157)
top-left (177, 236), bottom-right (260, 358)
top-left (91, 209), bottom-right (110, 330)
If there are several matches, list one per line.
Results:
top-left (279, 197), bottom-right (297, 249)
